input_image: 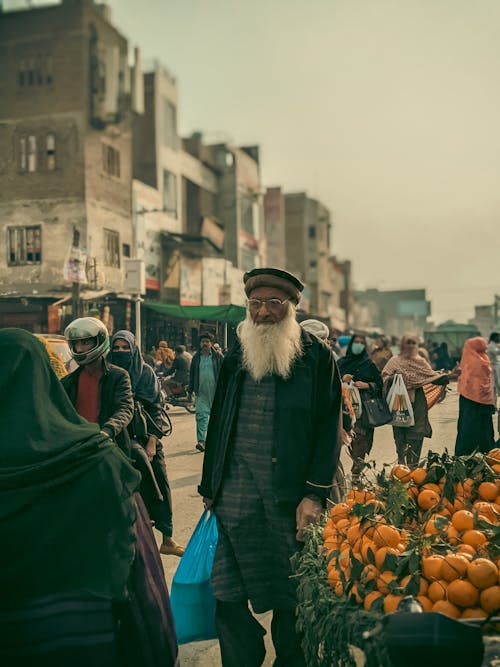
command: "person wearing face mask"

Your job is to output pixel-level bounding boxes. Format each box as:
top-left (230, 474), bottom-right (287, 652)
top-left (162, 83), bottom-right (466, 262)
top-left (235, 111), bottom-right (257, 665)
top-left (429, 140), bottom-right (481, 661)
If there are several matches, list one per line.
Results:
top-left (337, 335), bottom-right (383, 484)
top-left (109, 330), bottom-right (184, 558)
top-left (382, 333), bottom-right (452, 468)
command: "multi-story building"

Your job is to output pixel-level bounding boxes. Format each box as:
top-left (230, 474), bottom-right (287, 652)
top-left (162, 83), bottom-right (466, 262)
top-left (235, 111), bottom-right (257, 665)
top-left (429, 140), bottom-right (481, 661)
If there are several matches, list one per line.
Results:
top-left (263, 187), bottom-right (286, 268)
top-left (0, 0), bottom-right (142, 331)
top-left (284, 192), bottom-right (333, 319)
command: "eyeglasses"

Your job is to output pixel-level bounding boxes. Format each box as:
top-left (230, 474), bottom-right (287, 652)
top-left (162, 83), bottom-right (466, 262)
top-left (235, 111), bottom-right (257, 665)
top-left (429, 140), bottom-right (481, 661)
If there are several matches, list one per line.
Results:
top-left (406, 340), bottom-right (418, 345)
top-left (247, 298), bottom-right (290, 313)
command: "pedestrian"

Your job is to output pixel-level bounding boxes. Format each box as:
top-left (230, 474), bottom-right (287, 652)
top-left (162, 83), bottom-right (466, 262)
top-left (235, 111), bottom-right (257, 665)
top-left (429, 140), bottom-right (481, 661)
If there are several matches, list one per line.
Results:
top-left (62, 317), bottom-right (134, 454)
top-left (338, 335), bottom-right (383, 484)
top-left (382, 333), bottom-right (450, 468)
top-left (435, 342), bottom-right (453, 371)
top-left (0, 328), bottom-right (178, 667)
top-left (155, 340), bottom-right (175, 372)
top-left (189, 332), bottom-right (223, 452)
top-left (370, 336), bottom-right (393, 372)
top-left (455, 337), bottom-right (496, 456)
top-left (487, 332), bottom-right (500, 398)
top-left (109, 330), bottom-right (184, 557)
top-left (163, 345), bottom-right (192, 394)
top-left (199, 267), bottom-right (341, 667)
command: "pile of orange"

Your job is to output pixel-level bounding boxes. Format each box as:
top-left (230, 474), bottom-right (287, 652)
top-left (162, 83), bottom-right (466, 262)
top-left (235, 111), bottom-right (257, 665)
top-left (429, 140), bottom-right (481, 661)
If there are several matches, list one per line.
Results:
top-left (324, 453), bottom-right (500, 619)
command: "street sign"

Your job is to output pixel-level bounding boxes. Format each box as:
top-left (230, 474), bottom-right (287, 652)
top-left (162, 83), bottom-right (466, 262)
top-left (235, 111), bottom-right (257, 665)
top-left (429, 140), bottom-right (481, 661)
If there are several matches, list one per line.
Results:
top-left (124, 258), bottom-right (146, 294)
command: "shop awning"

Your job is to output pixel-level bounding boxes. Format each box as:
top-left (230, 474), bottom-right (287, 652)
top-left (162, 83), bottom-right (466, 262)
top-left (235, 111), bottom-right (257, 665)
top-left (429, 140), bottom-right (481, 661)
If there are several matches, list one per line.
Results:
top-left (143, 302), bottom-right (246, 323)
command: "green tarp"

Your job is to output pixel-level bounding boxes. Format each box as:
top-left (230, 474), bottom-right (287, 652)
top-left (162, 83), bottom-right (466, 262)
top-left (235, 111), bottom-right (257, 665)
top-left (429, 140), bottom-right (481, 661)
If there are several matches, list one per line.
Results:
top-left (143, 302), bottom-right (246, 323)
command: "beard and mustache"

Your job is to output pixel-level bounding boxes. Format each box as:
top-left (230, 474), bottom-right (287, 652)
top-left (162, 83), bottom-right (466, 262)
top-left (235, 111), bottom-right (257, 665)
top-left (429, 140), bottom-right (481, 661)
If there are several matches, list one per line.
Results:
top-left (238, 304), bottom-right (303, 382)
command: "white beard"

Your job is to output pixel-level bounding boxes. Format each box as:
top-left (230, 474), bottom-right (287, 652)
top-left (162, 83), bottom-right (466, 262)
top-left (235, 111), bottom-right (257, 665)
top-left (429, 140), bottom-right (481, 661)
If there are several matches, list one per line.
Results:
top-left (239, 306), bottom-right (303, 382)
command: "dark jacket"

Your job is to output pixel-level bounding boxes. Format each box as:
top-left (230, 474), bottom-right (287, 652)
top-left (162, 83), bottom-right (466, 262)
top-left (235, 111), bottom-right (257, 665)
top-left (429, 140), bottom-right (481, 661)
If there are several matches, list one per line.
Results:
top-left (168, 352), bottom-right (192, 387)
top-left (198, 331), bottom-right (342, 504)
top-left (189, 349), bottom-right (224, 395)
top-left (61, 360), bottom-right (134, 451)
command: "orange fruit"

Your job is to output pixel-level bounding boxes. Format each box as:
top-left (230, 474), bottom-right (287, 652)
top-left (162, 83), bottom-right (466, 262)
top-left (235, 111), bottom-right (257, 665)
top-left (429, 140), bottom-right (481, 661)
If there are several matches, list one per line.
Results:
top-left (373, 524), bottom-right (401, 549)
top-left (324, 536), bottom-right (339, 552)
top-left (473, 502), bottom-right (499, 524)
top-left (421, 483), bottom-right (442, 495)
top-left (468, 558), bottom-right (499, 590)
top-left (330, 503), bottom-right (350, 522)
top-left (432, 600), bottom-right (461, 618)
top-left (348, 488), bottom-right (376, 504)
top-left (441, 553), bottom-right (469, 582)
top-left (478, 482), bottom-right (499, 502)
top-left (418, 489), bottom-right (441, 511)
top-left (457, 544), bottom-right (477, 558)
top-left (462, 530), bottom-right (488, 549)
top-left (447, 579), bottom-right (479, 608)
top-left (452, 510), bottom-right (474, 531)
top-left (392, 464), bottom-right (412, 483)
top-left (364, 590), bottom-right (383, 611)
top-left (361, 564), bottom-right (379, 583)
top-left (462, 607), bottom-right (488, 619)
top-left (346, 524), bottom-right (361, 546)
top-left (407, 486), bottom-right (420, 500)
top-left (416, 595), bottom-right (433, 611)
top-left (327, 567), bottom-right (341, 586)
top-left (384, 594), bottom-right (403, 614)
top-left (400, 574), bottom-right (428, 596)
top-left (360, 539), bottom-right (376, 564)
top-left (410, 467), bottom-right (427, 485)
top-left (348, 583), bottom-right (363, 604)
top-left (447, 524), bottom-right (460, 545)
top-left (486, 448), bottom-right (500, 464)
top-left (334, 580), bottom-right (344, 596)
top-left (453, 496), bottom-right (467, 512)
top-left (492, 465), bottom-right (500, 475)
top-left (323, 521), bottom-right (336, 540)
top-left (375, 546), bottom-right (399, 571)
top-left (479, 585), bottom-right (500, 614)
top-left (335, 518), bottom-right (350, 535)
top-left (424, 514), bottom-right (449, 535)
top-left (428, 580), bottom-right (448, 602)
top-left (377, 570), bottom-right (398, 594)
top-left (421, 554), bottom-right (444, 581)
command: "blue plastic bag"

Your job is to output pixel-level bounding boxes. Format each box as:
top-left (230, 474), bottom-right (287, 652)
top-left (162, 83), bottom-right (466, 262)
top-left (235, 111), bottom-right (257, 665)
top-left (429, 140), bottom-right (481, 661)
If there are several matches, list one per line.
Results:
top-left (170, 509), bottom-right (218, 644)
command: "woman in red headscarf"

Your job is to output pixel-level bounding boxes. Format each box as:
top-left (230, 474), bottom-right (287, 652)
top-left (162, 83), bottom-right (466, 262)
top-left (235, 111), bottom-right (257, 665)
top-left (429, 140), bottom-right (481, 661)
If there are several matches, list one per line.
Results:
top-left (455, 337), bottom-right (496, 456)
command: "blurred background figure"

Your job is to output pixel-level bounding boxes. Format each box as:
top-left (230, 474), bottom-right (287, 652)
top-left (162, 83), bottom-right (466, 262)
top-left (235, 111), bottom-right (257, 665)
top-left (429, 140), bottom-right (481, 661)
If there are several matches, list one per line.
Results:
top-left (189, 332), bottom-right (223, 452)
top-left (455, 337), bottom-right (496, 456)
top-left (370, 336), bottom-right (393, 372)
top-left (155, 340), bottom-right (175, 373)
top-left (487, 332), bottom-right (500, 398)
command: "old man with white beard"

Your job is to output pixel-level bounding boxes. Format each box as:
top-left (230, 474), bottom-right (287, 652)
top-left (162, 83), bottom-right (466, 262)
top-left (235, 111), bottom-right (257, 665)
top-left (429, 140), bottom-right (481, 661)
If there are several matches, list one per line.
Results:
top-left (199, 267), bottom-right (342, 667)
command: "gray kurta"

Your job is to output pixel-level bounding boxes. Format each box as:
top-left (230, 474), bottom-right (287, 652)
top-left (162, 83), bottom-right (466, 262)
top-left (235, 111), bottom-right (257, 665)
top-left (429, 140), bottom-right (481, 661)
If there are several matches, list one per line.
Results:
top-left (211, 373), bottom-right (301, 613)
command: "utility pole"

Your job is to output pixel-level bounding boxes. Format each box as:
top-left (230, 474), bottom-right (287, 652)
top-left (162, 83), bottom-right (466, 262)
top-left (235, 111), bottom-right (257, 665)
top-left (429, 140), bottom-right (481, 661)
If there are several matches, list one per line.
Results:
top-left (71, 227), bottom-right (81, 319)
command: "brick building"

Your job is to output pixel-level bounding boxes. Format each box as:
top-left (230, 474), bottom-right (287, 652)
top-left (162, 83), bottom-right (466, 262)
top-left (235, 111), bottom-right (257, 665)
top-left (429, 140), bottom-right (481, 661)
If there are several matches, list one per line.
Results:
top-left (0, 0), bottom-right (141, 331)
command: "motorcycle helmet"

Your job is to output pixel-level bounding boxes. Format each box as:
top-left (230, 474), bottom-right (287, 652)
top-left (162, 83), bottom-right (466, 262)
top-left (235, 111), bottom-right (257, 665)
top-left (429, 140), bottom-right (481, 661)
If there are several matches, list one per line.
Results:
top-left (64, 317), bottom-right (110, 366)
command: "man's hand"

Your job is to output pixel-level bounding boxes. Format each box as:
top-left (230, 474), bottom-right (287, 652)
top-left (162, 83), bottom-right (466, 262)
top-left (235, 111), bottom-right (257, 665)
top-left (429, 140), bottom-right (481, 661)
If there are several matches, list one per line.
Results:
top-left (203, 497), bottom-right (213, 510)
top-left (296, 497), bottom-right (322, 541)
top-left (342, 374), bottom-right (353, 383)
top-left (146, 436), bottom-right (157, 461)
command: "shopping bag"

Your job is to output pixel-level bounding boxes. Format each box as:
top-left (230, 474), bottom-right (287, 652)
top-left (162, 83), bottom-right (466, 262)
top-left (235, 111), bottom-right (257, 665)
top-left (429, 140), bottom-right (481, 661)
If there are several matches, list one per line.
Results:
top-left (363, 394), bottom-right (393, 427)
top-left (170, 509), bottom-right (218, 644)
top-left (344, 381), bottom-right (362, 419)
top-left (387, 374), bottom-right (415, 427)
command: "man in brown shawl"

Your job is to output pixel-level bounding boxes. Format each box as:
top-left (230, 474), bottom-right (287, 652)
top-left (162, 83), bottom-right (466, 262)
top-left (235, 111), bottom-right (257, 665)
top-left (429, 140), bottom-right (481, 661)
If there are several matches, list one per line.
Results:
top-left (199, 268), bottom-right (342, 666)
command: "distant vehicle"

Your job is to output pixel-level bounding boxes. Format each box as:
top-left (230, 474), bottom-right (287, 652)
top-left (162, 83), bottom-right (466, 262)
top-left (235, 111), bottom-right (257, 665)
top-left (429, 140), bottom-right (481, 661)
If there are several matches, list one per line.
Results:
top-left (34, 333), bottom-right (78, 373)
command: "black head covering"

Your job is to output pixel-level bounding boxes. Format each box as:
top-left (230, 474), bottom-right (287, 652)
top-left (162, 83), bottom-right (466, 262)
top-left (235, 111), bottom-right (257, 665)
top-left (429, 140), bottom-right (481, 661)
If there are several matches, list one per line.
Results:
top-left (0, 328), bottom-right (139, 604)
top-left (338, 335), bottom-right (382, 389)
top-left (109, 330), bottom-right (159, 403)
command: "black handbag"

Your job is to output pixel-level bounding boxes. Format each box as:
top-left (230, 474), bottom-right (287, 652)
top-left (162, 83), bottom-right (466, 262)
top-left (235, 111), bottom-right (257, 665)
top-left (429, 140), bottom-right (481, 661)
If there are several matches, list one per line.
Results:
top-left (363, 394), bottom-right (393, 427)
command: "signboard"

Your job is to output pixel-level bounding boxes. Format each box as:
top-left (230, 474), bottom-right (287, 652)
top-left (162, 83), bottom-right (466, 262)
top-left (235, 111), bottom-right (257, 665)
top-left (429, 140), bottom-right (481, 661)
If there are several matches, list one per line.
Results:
top-left (63, 245), bottom-right (87, 284)
top-left (124, 258), bottom-right (146, 294)
top-left (180, 257), bottom-right (202, 305)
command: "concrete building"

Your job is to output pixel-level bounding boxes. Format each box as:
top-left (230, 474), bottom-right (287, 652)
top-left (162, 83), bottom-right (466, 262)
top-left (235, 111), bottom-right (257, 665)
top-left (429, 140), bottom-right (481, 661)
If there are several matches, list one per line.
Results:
top-left (0, 0), bottom-right (141, 331)
top-left (354, 288), bottom-right (431, 337)
top-left (263, 187), bottom-right (286, 268)
top-left (468, 301), bottom-right (499, 337)
top-left (284, 192), bottom-right (333, 319)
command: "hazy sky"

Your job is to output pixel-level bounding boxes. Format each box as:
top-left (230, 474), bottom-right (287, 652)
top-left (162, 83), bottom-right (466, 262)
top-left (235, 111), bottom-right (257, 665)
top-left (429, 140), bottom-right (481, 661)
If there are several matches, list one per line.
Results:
top-left (23, 0), bottom-right (500, 323)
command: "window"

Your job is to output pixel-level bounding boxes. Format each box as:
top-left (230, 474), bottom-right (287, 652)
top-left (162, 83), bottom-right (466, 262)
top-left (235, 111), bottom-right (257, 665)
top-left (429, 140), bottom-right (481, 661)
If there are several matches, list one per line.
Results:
top-left (8, 226), bottom-right (42, 265)
top-left (19, 137), bottom-right (27, 172)
top-left (102, 143), bottom-right (120, 177)
top-left (309, 260), bottom-right (317, 268)
top-left (104, 229), bottom-right (120, 267)
top-left (162, 170), bottom-right (177, 217)
top-left (308, 225), bottom-right (316, 239)
top-left (122, 243), bottom-right (131, 258)
top-left (28, 135), bottom-right (37, 172)
top-left (18, 54), bottom-right (53, 88)
top-left (162, 98), bottom-right (177, 148)
top-left (46, 133), bottom-right (56, 171)
top-left (240, 196), bottom-right (255, 236)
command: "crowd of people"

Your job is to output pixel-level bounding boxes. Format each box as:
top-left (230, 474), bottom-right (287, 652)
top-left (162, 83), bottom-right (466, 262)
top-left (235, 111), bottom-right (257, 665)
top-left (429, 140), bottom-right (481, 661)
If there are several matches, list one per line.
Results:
top-left (1, 265), bottom-right (500, 666)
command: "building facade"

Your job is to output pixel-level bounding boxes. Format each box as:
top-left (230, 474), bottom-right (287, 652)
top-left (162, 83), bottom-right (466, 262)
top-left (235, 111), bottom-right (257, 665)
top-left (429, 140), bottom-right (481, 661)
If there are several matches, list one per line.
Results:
top-left (0, 0), bottom-right (141, 330)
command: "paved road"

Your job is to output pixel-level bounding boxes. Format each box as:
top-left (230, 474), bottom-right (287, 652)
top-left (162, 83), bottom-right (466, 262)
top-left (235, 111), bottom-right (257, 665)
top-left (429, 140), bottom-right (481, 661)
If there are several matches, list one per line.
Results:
top-left (158, 384), bottom-right (465, 665)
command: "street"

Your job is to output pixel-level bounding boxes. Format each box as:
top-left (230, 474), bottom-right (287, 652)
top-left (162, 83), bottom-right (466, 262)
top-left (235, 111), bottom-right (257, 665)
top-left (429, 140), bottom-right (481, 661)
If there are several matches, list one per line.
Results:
top-left (159, 383), bottom-right (463, 666)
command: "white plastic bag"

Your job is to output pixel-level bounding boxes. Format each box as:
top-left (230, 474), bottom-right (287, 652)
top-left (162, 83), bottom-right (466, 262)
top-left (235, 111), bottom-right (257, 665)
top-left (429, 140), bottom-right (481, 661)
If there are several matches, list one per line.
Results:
top-left (344, 381), bottom-right (362, 419)
top-left (387, 373), bottom-right (415, 427)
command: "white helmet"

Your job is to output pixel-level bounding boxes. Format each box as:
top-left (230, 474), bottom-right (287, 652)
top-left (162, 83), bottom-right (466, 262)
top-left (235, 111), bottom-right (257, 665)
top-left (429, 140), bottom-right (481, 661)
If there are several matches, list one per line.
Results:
top-left (64, 317), bottom-right (110, 365)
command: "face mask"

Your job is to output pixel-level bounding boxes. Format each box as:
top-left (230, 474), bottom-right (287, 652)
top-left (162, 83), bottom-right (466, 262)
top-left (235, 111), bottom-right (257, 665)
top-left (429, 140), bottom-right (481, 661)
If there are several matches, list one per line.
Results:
top-left (112, 351), bottom-right (132, 368)
top-left (351, 343), bottom-right (365, 355)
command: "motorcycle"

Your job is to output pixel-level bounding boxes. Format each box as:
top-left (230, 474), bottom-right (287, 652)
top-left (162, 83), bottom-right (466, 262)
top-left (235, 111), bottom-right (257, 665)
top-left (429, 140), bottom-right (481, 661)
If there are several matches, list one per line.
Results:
top-left (157, 373), bottom-right (196, 414)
